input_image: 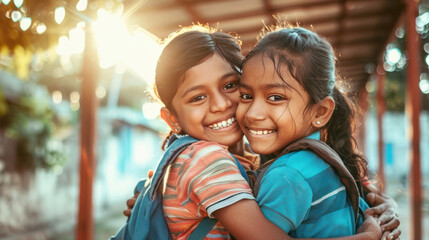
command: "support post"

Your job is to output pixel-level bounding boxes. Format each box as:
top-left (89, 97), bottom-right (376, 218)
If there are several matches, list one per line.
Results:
top-left (376, 66), bottom-right (386, 190)
top-left (405, 0), bottom-right (422, 239)
top-left (77, 27), bottom-right (99, 240)
top-left (357, 86), bottom-right (368, 155)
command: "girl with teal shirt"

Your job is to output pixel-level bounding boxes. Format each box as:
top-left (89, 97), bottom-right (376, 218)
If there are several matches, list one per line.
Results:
top-left (236, 26), bottom-right (390, 238)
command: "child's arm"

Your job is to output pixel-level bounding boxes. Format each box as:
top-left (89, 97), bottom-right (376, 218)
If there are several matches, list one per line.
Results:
top-left (123, 185), bottom-right (382, 239)
top-left (365, 192), bottom-right (401, 240)
top-left (213, 199), bottom-right (382, 240)
top-left (212, 199), bottom-right (291, 240)
top-left (361, 178), bottom-right (401, 240)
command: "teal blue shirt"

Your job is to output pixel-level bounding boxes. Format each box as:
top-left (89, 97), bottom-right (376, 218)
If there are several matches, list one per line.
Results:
top-left (256, 132), bottom-right (368, 237)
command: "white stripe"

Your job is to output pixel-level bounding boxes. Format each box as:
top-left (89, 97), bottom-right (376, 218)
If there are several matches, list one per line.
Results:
top-left (311, 186), bottom-right (346, 206)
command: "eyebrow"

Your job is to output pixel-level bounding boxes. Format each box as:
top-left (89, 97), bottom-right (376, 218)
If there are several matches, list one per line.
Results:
top-left (181, 71), bottom-right (239, 97)
top-left (239, 82), bottom-right (287, 90)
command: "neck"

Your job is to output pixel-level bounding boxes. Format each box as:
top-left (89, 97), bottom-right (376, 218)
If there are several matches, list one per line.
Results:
top-left (227, 138), bottom-right (245, 157)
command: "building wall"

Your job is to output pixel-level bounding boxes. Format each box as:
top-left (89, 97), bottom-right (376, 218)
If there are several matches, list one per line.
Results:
top-left (0, 108), bottom-right (165, 237)
top-left (365, 111), bottom-right (429, 176)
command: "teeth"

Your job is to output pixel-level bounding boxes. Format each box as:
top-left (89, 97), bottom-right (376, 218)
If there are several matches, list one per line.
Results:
top-left (208, 117), bottom-right (236, 130)
top-left (249, 129), bottom-right (275, 135)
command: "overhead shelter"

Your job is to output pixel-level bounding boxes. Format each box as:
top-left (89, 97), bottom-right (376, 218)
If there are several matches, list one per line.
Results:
top-left (121, 0), bottom-right (423, 239)
top-left (123, 0), bottom-right (404, 93)
top-left (0, 0), bottom-right (423, 239)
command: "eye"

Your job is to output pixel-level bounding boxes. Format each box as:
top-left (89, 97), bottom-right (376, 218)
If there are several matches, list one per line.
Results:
top-left (190, 95), bottom-right (206, 102)
top-left (224, 81), bottom-right (238, 91)
top-left (267, 95), bottom-right (285, 101)
top-left (240, 93), bottom-right (252, 100)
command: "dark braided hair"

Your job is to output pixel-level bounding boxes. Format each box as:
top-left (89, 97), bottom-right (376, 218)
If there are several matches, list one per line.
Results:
top-left (244, 26), bottom-right (367, 181)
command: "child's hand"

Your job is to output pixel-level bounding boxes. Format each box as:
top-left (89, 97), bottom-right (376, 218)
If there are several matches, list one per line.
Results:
top-left (357, 214), bottom-right (382, 240)
top-left (122, 170), bottom-right (153, 217)
top-left (365, 192), bottom-right (401, 240)
top-left (123, 192), bottom-right (140, 217)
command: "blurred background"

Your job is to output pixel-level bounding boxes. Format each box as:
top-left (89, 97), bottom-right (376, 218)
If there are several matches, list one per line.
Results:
top-left (0, 0), bottom-right (428, 239)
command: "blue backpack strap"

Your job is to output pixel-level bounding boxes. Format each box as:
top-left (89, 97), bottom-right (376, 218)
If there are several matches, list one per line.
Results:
top-left (231, 154), bottom-right (249, 183)
top-left (123, 135), bottom-right (198, 239)
top-left (149, 135), bottom-right (199, 198)
top-left (188, 217), bottom-right (219, 240)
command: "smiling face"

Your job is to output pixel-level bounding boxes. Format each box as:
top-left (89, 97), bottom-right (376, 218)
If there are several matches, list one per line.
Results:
top-left (169, 52), bottom-right (243, 146)
top-left (236, 54), bottom-right (317, 155)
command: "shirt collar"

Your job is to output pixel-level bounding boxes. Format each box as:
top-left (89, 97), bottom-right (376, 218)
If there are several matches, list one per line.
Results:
top-left (306, 131), bottom-right (320, 140)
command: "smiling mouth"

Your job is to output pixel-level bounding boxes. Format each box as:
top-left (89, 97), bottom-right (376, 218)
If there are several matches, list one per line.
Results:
top-left (248, 129), bottom-right (277, 135)
top-left (208, 117), bottom-right (236, 130)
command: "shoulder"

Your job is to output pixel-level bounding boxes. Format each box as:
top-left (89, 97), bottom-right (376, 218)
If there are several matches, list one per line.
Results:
top-left (269, 150), bottom-right (331, 179)
top-left (175, 140), bottom-right (235, 170)
top-left (182, 140), bottom-right (230, 159)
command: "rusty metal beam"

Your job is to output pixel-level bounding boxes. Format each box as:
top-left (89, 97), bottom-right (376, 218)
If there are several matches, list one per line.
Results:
top-left (357, 87), bottom-right (369, 153)
top-left (262, 0), bottom-right (276, 25)
top-left (136, 0), bottom-right (341, 15)
top-left (175, 0), bottom-right (204, 23)
top-left (405, 0), bottom-right (422, 239)
top-left (335, 0), bottom-right (347, 49)
top-left (135, 1), bottom-right (402, 44)
top-left (234, 18), bottom-right (390, 41)
top-left (76, 27), bottom-right (99, 240)
top-left (134, 0), bottom-right (241, 12)
top-left (376, 65), bottom-right (386, 190)
top-left (337, 58), bottom-right (374, 67)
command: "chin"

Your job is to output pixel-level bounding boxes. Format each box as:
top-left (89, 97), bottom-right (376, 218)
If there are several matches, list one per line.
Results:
top-left (248, 144), bottom-right (274, 155)
top-left (218, 133), bottom-right (243, 147)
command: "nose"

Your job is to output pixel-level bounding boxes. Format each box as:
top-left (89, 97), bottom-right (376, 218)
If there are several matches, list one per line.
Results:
top-left (209, 91), bottom-right (232, 113)
top-left (245, 100), bottom-right (265, 121)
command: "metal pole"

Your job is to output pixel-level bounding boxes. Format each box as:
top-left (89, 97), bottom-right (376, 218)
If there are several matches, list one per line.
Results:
top-left (77, 26), bottom-right (99, 240)
top-left (358, 87), bottom-right (368, 155)
top-left (405, 0), bottom-right (422, 239)
top-left (376, 65), bottom-right (386, 190)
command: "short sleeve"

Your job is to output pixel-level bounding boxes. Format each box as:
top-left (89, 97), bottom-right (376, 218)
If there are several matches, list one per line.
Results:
top-left (256, 165), bottom-right (313, 233)
top-left (175, 142), bottom-right (254, 217)
top-left (357, 197), bottom-right (370, 228)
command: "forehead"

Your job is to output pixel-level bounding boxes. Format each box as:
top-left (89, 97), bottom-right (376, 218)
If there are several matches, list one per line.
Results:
top-left (174, 53), bottom-right (237, 97)
top-left (183, 53), bottom-right (234, 82)
top-left (242, 54), bottom-right (294, 85)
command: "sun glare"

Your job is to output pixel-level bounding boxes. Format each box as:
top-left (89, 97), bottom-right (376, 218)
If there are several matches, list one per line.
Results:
top-left (125, 28), bottom-right (162, 85)
top-left (93, 9), bottom-right (129, 69)
top-left (92, 9), bottom-right (162, 84)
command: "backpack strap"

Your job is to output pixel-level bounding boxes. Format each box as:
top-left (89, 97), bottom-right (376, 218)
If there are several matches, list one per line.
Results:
top-left (150, 135), bottom-right (198, 199)
top-left (231, 154), bottom-right (250, 183)
top-left (188, 217), bottom-right (219, 240)
top-left (253, 138), bottom-right (360, 223)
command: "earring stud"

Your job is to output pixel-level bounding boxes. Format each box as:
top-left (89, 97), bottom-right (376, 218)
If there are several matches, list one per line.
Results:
top-left (316, 120), bottom-right (321, 125)
top-left (175, 126), bottom-right (180, 132)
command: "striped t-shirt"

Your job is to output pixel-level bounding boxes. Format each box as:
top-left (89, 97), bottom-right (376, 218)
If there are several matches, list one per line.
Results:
top-left (162, 141), bottom-right (255, 240)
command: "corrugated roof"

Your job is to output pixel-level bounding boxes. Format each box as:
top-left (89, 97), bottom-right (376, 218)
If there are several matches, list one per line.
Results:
top-left (123, 0), bottom-right (404, 93)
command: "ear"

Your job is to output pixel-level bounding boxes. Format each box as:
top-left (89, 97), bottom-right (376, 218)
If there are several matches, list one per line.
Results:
top-left (311, 96), bottom-right (335, 128)
top-left (160, 107), bottom-right (182, 133)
